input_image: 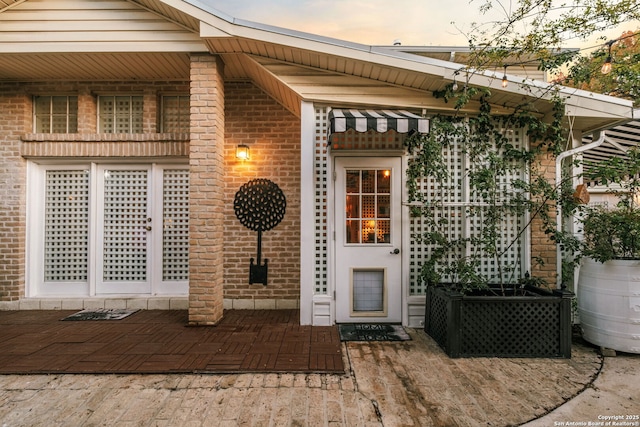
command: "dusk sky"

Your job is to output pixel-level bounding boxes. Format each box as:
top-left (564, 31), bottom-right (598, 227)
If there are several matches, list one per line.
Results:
top-left (212, 0), bottom-right (637, 51)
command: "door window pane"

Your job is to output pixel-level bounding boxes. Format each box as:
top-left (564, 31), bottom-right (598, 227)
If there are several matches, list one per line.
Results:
top-left (377, 170), bottom-right (391, 192)
top-left (344, 169), bottom-right (392, 244)
top-left (362, 195), bottom-right (375, 218)
top-left (346, 195), bottom-right (359, 218)
top-left (361, 170), bottom-right (375, 193)
top-left (346, 171), bottom-right (360, 193)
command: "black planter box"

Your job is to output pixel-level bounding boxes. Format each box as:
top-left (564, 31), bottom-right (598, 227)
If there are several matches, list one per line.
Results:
top-left (425, 285), bottom-right (574, 358)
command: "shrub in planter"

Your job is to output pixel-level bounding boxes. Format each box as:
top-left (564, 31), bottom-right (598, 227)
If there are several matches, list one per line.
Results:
top-left (577, 149), bottom-right (640, 354)
top-left (406, 94), bottom-right (575, 358)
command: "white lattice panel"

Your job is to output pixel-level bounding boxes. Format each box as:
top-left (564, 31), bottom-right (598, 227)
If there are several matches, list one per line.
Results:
top-left (162, 169), bottom-right (189, 281)
top-left (44, 170), bottom-right (89, 282)
top-left (330, 129), bottom-right (405, 150)
top-left (102, 170), bottom-right (148, 281)
top-left (409, 125), bottom-right (527, 295)
top-left (314, 107), bottom-right (329, 294)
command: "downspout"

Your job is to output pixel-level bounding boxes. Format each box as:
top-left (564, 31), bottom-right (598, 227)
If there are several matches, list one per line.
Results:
top-left (555, 130), bottom-right (605, 288)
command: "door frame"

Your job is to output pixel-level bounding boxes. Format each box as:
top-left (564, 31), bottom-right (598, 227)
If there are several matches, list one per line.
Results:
top-left (330, 153), bottom-right (407, 324)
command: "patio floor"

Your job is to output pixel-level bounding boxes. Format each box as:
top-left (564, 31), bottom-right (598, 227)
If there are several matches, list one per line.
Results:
top-left (0, 309), bottom-right (343, 374)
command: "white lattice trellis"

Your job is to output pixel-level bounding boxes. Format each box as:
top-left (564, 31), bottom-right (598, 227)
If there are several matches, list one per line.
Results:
top-left (409, 127), bottom-right (528, 295)
top-left (330, 129), bottom-right (405, 150)
top-left (44, 170), bottom-right (89, 282)
top-left (162, 169), bottom-right (189, 281)
top-left (314, 107), bottom-right (329, 294)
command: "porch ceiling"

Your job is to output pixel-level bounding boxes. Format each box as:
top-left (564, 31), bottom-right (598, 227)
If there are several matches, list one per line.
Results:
top-left (0, 0), bottom-right (22, 12)
top-left (0, 52), bottom-right (191, 81)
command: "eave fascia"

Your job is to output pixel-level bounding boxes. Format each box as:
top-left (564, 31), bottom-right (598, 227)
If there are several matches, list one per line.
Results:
top-left (165, 0), bottom-right (635, 123)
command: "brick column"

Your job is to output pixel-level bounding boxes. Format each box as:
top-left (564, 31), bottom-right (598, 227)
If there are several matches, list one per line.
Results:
top-left (530, 146), bottom-right (558, 287)
top-left (0, 85), bottom-right (28, 301)
top-left (188, 54), bottom-right (225, 325)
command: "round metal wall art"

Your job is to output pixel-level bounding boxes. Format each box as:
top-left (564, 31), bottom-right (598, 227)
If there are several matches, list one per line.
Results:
top-left (234, 178), bottom-right (287, 232)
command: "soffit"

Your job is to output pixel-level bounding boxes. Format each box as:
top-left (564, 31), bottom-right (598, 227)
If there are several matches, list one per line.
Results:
top-left (0, 0), bottom-right (22, 12)
top-left (210, 38), bottom-right (631, 133)
top-left (0, 52), bottom-right (191, 81)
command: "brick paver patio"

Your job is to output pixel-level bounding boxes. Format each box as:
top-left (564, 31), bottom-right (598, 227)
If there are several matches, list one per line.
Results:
top-left (0, 309), bottom-right (343, 374)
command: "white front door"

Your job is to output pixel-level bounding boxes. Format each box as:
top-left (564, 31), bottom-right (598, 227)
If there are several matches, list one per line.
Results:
top-left (96, 166), bottom-right (152, 294)
top-left (334, 157), bottom-right (403, 323)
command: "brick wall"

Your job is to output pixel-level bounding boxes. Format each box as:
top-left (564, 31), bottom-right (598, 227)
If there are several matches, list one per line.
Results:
top-left (0, 80), bottom-right (188, 302)
top-left (1, 72), bottom-right (304, 312)
top-left (188, 54), bottom-right (225, 325)
top-left (224, 82), bottom-right (301, 302)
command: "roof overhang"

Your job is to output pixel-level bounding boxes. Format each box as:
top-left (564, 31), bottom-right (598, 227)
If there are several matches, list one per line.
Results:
top-left (0, 0), bottom-right (634, 133)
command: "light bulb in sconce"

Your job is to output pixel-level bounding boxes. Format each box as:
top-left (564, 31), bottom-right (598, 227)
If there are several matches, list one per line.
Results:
top-left (236, 144), bottom-right (250, 160)
top-left (601, 40), bottom-right (614, 75)
top-left (501, 65), bottom-right (508, 88)
top-left (601, 56), bottom-right (612, 74)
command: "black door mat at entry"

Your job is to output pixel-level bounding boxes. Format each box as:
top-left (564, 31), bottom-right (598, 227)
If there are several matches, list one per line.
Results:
top-left (338, 323), bottom-right (411, 341)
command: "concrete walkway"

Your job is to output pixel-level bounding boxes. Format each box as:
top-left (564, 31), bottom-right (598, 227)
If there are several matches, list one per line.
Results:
top-left (522, 354), bottom-right (640, 427)
top-left (2, 328), bottom-right (636, 426)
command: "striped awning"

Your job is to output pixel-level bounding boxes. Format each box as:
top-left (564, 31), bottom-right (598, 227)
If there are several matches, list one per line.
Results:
top-left (328, 109), bottom-right (429, 141)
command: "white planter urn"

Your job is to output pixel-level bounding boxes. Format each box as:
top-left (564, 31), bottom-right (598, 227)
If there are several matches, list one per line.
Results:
top-left (577, 257), bottom-right (640, 354)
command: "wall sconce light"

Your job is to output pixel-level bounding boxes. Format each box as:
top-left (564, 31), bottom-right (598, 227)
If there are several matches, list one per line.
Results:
top-left (236, 144), bottom-right (250, 160)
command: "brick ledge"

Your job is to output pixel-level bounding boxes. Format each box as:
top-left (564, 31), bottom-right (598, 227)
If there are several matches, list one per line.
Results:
top-left (22, 133), bottom-right (189, 142)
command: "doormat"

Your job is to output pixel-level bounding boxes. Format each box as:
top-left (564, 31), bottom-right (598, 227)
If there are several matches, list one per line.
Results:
top-left (338, 324), bottom-right (411, 342)
top-left (62, 308), bottom-right (139, 321)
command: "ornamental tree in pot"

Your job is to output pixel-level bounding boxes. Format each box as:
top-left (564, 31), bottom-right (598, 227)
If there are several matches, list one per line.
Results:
top-left (407, 92), bottom-right (574, 358)
top-left (577, 148), bottom-right (640, 354)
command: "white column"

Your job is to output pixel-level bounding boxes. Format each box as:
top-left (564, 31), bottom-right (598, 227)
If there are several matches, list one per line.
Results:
top-left (299, 101), bottom-right (315, 325)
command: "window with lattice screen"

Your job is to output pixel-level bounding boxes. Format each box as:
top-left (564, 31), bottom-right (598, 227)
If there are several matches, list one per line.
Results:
top-left (98, 95), bottom-right (143, 133)
top-left (34, 96), bottom-right (78, 133)
top-left (44, 170), bottom-right (89, 282)
top-left (161, 95), bottom-right (190, 133)
top-left (162, 169), bottom-right (189, 281)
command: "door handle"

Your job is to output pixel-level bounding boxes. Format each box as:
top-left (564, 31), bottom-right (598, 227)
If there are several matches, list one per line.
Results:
top-left (390, 248), bottom-right (400, 255)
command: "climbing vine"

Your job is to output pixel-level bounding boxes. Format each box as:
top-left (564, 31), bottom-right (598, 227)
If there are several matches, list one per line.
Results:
top-left (406, 89), bottom-right (577, 295)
